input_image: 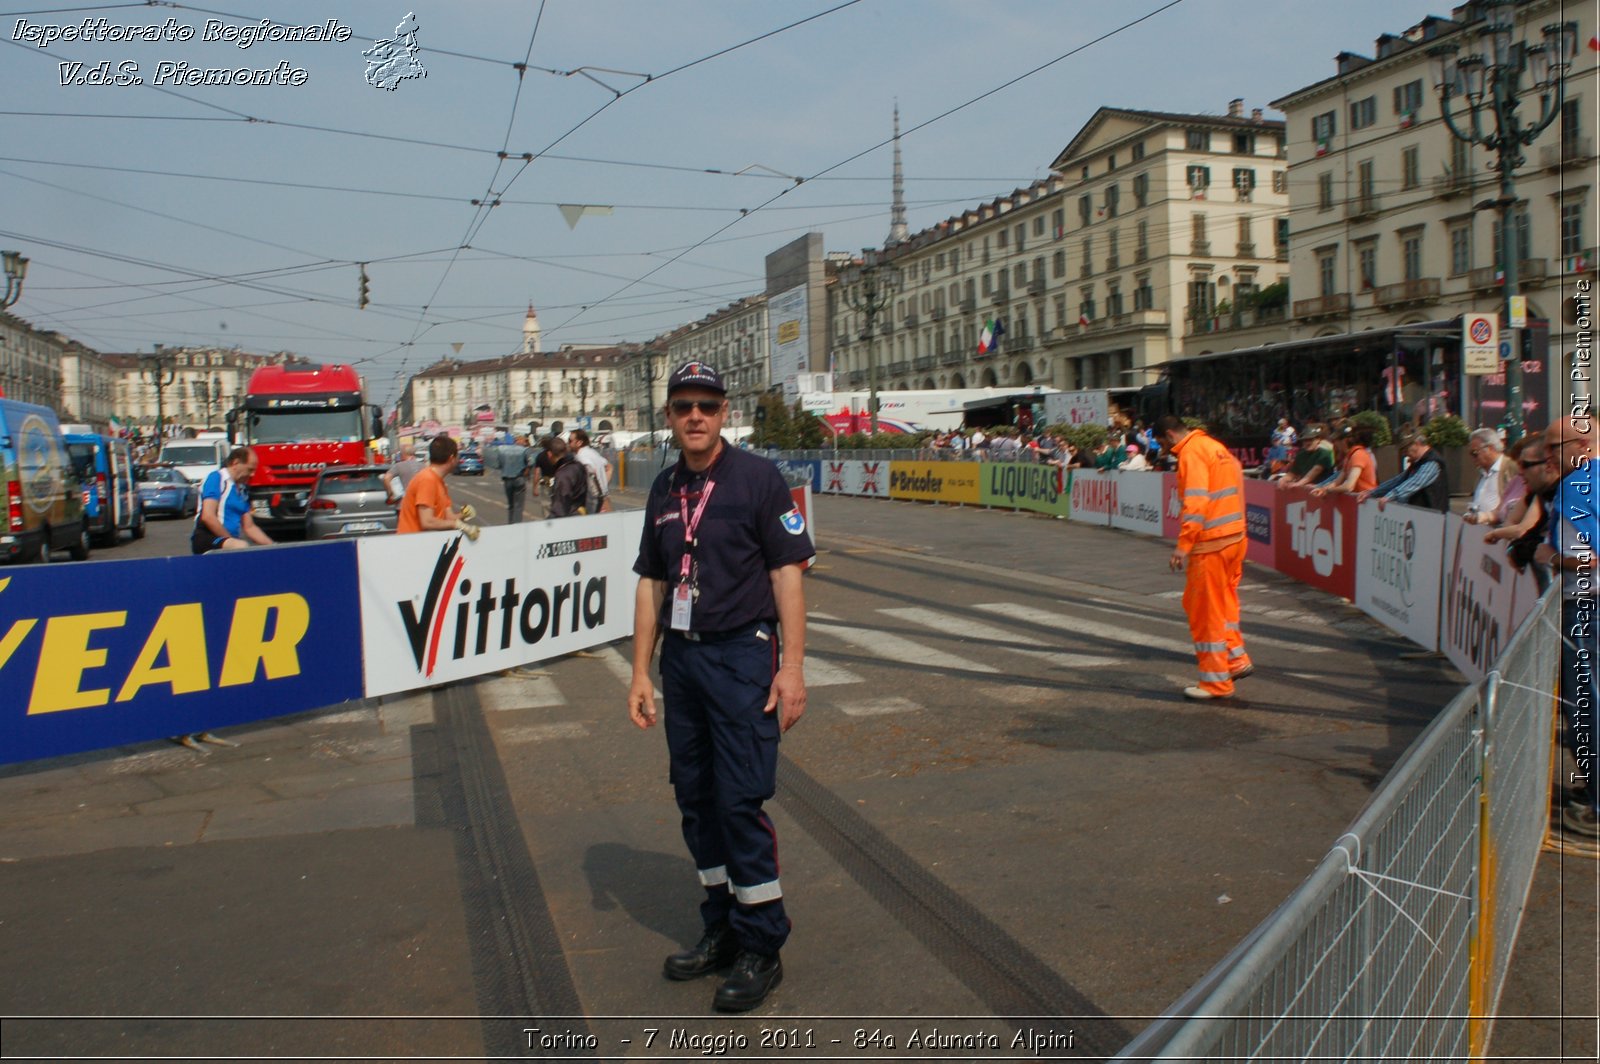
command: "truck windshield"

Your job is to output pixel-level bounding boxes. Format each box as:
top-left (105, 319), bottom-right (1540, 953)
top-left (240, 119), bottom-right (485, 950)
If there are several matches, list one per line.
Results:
top-left (244, 409), bottom-right (365, 444)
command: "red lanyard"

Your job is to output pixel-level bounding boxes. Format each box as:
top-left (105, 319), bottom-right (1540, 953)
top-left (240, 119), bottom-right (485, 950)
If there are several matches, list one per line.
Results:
top-left (676, 480), bottom-right (715, 584)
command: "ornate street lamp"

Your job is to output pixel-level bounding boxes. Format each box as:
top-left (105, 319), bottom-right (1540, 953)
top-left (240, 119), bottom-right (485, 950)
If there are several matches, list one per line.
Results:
top-left (1430, 3), bottom-right (1577, 440)
top-left (1, 251), bottom-right (28, 310)
top-left (838, 248), bottom-right (902, 435)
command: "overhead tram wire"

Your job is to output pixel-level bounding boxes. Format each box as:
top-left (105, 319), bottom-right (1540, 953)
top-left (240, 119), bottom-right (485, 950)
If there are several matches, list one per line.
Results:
top-left (543, 0), bottom-right (1189, 341)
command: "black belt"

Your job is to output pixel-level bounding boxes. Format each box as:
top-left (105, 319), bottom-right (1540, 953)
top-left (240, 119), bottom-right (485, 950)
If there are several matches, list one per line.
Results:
top-left (668, 622), bottom-right (770, 644)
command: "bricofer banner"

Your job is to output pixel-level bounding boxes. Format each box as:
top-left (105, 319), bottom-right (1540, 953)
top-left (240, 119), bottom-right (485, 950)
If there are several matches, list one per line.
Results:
top-left (1439, 514), bottom-right (1544, 683)
top-left (980, 462), bottom-right (1070, 517)
top-left (1353, 500), bottom-right (1447, 651)
top-left (1069, 469), bottom-right (1115, 526)
top-left (821, 459), bottom-right (890, 498)
top-left (887, 460), bottom-right (980, 504)
top-left (0, 544), bottom-right (364, 765)
top-left (1108, 470), bottom-right (1163, 535)
top-left (1274, 487), bottom-right (1359, 600)
top-left (358, 513), bottom-right (644, 698)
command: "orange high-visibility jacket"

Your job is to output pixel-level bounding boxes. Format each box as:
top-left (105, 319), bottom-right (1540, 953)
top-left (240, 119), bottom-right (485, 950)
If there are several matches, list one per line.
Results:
top-left (1173, 429), bottom-right (1246, 552)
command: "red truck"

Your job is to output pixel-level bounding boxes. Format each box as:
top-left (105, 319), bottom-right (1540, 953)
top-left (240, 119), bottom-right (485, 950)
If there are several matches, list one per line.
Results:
top-left (228, 364), bottom-right (382, 534)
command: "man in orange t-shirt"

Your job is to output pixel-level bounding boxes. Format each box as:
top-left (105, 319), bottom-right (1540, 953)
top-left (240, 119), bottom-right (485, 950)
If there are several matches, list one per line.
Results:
top-left (398, 435), bottom-right (466, 534)
top-left (1313, 424), bottom-right (1377, 497)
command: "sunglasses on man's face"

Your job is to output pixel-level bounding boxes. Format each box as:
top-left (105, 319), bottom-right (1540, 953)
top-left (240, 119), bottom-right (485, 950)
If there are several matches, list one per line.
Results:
top-left (670, 399), bottom-right (723, 416)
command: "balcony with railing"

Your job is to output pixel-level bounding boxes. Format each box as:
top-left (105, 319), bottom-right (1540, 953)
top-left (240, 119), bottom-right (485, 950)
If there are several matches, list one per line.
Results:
top-left (958, 296), bottom-right (976, 313)
top-left (1026, 278), bottom-right (1046, 296)
top-left (1184, 303), bottom-right (1287, 336)
top-left (940, 350), bottom-right (965, 366)
top-left (1560, 247), bottom-right (1596, 275)
top-left (1467, 259), bottom-right (1549, 290)
top-left (886, 360), bottom-right (909, 376)
top-left (991, 285), bottom-right (1011, 304)
top-left (1293, 293), bottom-right (1352, 320)
top-left (1540, 137), bottom-right (1594, 171)
top-left (847, 370), bottom-right (866, 387)
top-left (1373, 277), bottom-right (1441, 307)
top-left (913, 355), bottom-right (936, 371)
top-left (1344, 191), bottom-right (1382, 221)
top-left (903, 311), bottom-right (919, 329)
top-left (1430, 171), bottom-right (1475, 199)
top-left (1237, 243), bottom-right (1256, 258)
top-left (929, 305), bottom-right (945, 321)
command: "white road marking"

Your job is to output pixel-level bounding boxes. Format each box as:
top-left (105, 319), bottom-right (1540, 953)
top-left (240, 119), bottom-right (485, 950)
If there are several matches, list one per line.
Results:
top-left (500, 722), bottom-right (590, 743)
top-left (975, 603), bottom-right (1196, 657)
top-left (808, 618), bottom-right (998, 674)
top-left (879, 606), bottom-right (1124, 669)
top-left (805, 656), bottom-right (864, 687)
top-left (477, 673), bottom-right (567, 712)
top-left (1064, 598), bottom-right (1329, 654)
top-left (599, 644), bottom-right (661, 698)
top-left (837, 696), bottom-right (921, 717)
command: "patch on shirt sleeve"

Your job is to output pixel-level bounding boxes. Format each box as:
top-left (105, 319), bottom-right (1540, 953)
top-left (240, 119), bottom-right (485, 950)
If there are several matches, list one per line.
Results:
top-left (780, 507), bottom-right (806, 535)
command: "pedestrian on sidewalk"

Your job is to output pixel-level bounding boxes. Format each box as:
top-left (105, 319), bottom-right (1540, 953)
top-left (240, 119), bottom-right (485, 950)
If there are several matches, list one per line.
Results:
top-left (1159, 415), bottom-right (1252, 701)
top-left (492, 433), bottom-right (534, 523)
top-left (383, 438), bottom-right (423, 501)
top-left (628, 360), bottom-right (812, 1013)
top-left (397, 436), bottom-right (477, 538)
top-left (1536, 415), bottom-right (1598, 838)
top-left (545, 437), bottom-right (589, 518)
top-left (570, 428), bottom-right (612, 513)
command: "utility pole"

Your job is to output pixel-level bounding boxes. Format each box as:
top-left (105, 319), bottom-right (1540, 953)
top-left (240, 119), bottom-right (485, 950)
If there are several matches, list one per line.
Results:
top-left (143, 347), bottom-right (177, 440)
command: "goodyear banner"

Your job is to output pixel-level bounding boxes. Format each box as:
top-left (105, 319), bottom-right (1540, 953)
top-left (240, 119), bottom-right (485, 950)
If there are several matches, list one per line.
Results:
top-left (1069, 469), bottom-right (1115, 526)
top-left (887, 460), bottom-right (980, 504)
top-left (980, 462), bottom-right (1069, 517)
top-left (0, 545), bottom-right (363, 765)
top-left (358, 513), bottom-right (644, 698)
top-left (1108, 470), bottom-right (1163, 535)
top-left (1439, 514), bottom-right (1544, 682)
top-left (1353, 500), bottom-right (1447, 651)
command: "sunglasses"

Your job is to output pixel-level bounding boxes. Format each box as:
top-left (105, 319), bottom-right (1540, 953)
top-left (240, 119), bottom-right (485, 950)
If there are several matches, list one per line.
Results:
top-left (1520, 459), bottom-right (1544, 469)
top-left (669, 399), bottom-right (723, 416)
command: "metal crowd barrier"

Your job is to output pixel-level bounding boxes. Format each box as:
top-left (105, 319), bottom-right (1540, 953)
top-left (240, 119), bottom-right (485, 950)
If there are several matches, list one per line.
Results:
top-left (1114, 590), bottom-right (1560, 1061)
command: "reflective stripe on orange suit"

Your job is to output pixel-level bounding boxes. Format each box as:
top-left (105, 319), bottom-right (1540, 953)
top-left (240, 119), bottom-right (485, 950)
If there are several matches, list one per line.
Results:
top-left (1172, 430), bottom-right (1252, 696)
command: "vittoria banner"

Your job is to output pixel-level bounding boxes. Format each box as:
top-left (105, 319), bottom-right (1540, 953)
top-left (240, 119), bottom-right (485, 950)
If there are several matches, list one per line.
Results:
top-left (1438, 513), bottom-right (1544, 682)
top-left (357, 513), bottom-right (644, 697)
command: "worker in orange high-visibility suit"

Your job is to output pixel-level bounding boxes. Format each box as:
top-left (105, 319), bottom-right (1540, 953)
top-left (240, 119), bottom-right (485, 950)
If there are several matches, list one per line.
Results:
top-left (1156, 415), bottom-right (1253, 700)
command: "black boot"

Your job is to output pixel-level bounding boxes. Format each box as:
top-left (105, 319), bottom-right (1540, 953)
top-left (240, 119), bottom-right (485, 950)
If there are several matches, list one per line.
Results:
top-left (712, 950), bottom-right (782, 1012)
top-left (662, 921), bottom-right (738, 981)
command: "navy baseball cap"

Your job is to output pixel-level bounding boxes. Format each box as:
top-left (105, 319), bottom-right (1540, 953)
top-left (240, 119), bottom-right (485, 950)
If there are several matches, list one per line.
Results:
top-left (666, 360), bottom-right (726, 395)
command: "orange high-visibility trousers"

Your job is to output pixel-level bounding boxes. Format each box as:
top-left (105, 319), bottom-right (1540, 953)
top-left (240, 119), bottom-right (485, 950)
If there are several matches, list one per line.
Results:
top-left (1183, 538), bottom-right (1251, 696)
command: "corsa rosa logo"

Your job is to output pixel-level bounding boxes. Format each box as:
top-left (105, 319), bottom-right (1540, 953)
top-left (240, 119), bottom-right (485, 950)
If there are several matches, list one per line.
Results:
top-left (535, 536), bottom-right (607, 560)
top-left (397, 536), bottom-right (608, 677)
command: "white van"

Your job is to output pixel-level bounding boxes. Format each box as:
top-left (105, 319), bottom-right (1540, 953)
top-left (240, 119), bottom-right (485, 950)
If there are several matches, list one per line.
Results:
top-left (158, 438), bottom-right (229, 483)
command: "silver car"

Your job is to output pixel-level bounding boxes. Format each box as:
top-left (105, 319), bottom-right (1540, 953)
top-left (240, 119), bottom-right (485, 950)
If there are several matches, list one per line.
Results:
top-left (304, 465), bottom-right (397, 539)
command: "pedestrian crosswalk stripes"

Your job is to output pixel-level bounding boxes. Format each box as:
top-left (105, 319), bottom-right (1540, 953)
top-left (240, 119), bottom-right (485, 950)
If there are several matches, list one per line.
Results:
top-left (810, 613), bottom-right (999, 674)
top-left (478, 673), bottom-right (566, 712)
top-left (973, 603), bottom-right (1197, 658)
top-left (1065, 597), bottom-right (1328, 654)
top-left (879, 606), bottom-right (1124, 669)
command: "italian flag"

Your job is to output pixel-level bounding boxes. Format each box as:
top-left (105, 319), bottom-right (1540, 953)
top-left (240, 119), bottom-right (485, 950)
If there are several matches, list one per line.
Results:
top-left (977, 316), bottom-right (1004, 355)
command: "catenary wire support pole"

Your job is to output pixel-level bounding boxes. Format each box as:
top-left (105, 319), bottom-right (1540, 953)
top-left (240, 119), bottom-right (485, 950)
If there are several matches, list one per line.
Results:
top-left (839, 248), bottom-right (902, 436)
top-left (1430, 3), bottom-right (1577, 442)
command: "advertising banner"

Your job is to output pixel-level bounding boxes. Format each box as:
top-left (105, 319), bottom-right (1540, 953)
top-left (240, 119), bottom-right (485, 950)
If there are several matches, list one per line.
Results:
top-left (358, 513), bottom-right (644, 698)
top-left (887, 461), bottom-right (980, 505)
top-left (1439, 514), bottom-right (1545, 682)
top-left (0, 544), bottom-right (364, 766)
top-left (772, 458), bottom-right (821, 493)
top-left (1161, 472), bottom-right (1180, 540)
top-left (1274, 488), bottom-right (1359, 600)
top-left (980, 462), bottom-right (1069, 517)
top-left (768, 284), bottom-right (810, 400)
top-left (1353, 500), bottom-right (1447, 650)
top-left (1069, 469), bottom-right (1115, 526)
top-left (1042, 389), bottom-right (1109, 427)
top-left (1242, 478), bottom-right (1277, 567)
top-left (821, 459), bottom-right (889, 498)
top-left (1109, 471), bottom-right (1163, 535)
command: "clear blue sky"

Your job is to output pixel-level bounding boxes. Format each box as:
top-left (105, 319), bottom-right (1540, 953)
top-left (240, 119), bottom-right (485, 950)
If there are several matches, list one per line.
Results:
top-left (1, 0), bottom-right (1459, 407)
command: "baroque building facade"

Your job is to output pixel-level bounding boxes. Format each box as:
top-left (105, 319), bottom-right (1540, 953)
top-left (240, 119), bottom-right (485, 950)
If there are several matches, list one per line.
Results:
top-left (400, 346), bottom-right (632, 432)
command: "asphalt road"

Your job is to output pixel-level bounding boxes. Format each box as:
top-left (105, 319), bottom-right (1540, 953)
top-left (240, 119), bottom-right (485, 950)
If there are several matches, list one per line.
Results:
top-left (2, 475), bottom-right (1592, 1061)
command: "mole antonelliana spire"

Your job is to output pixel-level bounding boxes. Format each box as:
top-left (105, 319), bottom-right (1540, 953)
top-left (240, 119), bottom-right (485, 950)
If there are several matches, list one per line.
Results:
top-left (887, 102), bottom-right (909, 246)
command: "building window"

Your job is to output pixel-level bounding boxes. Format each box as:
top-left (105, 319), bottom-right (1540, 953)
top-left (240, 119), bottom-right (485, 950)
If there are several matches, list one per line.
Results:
top-left (1015, 223), bottom-right (1026, 251)
top-left (1053, 295), bottom-right (1067, 328)
top-left (1274, 216), bottom-right (1288, 254)
top-left (1079, 195), bottom-right (1092, 225)
top-left (1053, 250), bottom-right (1066, 278)
top-left (1393, 79), bottom-right (1424, 120)
top-left (1450, 137), bottom-right (1471, 181)
top-left (1449, 222), bottom-right (1472, 275)
top-left (1013, 264), bottom-right (1027, 287)
top-left (1106, 153), bottom-right (1117, 172)
top-left (1561, 200), bottom-right (1586, 257)
top-left (1192, 213), bottom-right (1207, 248)
top-left (1185, 165), bottom-right (1211, 193)
top-left (1311, 110), bottom-right (1336, 146)
top-left (1032, 256), bottom-right (1045, 283)
top-left (1492, 209), bottom-right (1532, 265)
top-left (1131, 141), bottom-right (1145, 161)
top-left (1232, 168), bottom-right (1256, 199)
top-left (1318, 172), bottom-right (1334, 210)
top-left (1561, 98), bottom-right (1581, 145)
top-left (981, 273), bottom-right (992, 296)
top-left (1079, 287), bottom-right (1096, 320)
top-left (1187, 129), bottom-right (1210, 151)
top-left (1272, 170), bottom-right (1287, 194)
top-left (1132, 172), bottom-right (1149, 207)
top-left (1051, 208), bottom-right (1065, 238)
top-left (1106, 282), bottom-right (1124, 318)
top-left (1233, 132), bottom-right (1255, 155)
top-left (1107, 229), bottom-right (1119, 270)
top-left (1350, 96), bottom-right (1377, 130)
top-left (1237, 216), bottom-right (1253, 253)
top-left (1033, 216), bottom-right (1045, 237)
top-left (1136, 220), bottom-right (1149, 259)
top-left (1081, 237), bottom-right (1093, 276)
top-left (1133, 274), bottom-right (1154, 311)
top-left (1105, 184), bottom-right (1119, 217)
top-left (1356, 241), bottom-right (1377, 289)
top-left (1401, 146), bottom-right (1420, 190)
top-left (1318, 249), bottom-right (1338, 296)
top-left (1401, 230), bottom-right (1424, 281)
top-left (997, 228), bottom-right (1008, 249)
top-left (1188, 278), bottom-right (1215, 318)
top-left (1357, 159), bottom-right (1375, 203)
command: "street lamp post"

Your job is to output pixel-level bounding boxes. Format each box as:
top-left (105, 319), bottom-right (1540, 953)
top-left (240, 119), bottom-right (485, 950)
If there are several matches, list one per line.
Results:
top-left (1, 250), bottom-right (29, 310)
top-left (142, 348), bottom-right (177, 440)
top-left (1431, 3), bottom-right (1577, 441)
top-left (839, 248), bottom-right (902, 436)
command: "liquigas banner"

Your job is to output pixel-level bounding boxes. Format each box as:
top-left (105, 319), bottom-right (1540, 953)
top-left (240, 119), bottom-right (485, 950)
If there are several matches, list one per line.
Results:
top-left (1439, 514), bottom-right (1544, 682)
top-left (1108, 470), bottom-right (1163, 535)
top-left (358, 513), bottom-right (644, 697)
top-left (0, 544), bottom-right (363, 765)
top-left (980, 462), bottom-right (1069, 517)
top-left (886, 460), bottom-right (980, 504)
top-left (1353, 500), bottom-right (1447, 650)
top-left (1069, 469), bottom-right (1115, 526)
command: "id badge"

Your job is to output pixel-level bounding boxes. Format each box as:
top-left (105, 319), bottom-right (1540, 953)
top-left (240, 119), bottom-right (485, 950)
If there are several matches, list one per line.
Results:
top-left (670, 584), bottom-right (694, 631)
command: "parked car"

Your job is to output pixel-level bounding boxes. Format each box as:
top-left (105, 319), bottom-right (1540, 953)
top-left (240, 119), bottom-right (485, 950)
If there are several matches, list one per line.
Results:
top-left (64, 432), bottom-right (145, 546)
top-left (136, 465), bottom-right (200, 518)
top-left (305, 465), bottom-right (398, 539)
top-left (0, 396), bottom-right (90, 564)
top-left (457, 448), bottom-right (484, 475)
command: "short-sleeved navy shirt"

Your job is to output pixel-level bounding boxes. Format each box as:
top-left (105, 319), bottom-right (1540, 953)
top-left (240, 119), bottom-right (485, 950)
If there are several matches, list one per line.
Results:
top-left (633, 445), bottom-right (814, 633)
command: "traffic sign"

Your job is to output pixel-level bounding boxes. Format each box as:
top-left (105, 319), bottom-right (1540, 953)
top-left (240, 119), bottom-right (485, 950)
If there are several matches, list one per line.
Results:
top-left (1463, 311), bottom-right (1499, 376)
top-left (576, 415), bottom-right (591, 430)
top-left (731, 409), bottom-right (744, 424)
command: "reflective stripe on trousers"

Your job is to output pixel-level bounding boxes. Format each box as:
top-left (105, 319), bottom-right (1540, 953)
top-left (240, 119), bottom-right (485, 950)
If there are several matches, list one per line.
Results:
top-left (1182, 539), bottom-right (1251, 696)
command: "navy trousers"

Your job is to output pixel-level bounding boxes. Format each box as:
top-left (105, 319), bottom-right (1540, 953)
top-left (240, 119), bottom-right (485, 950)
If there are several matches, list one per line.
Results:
top-left (660, 625), bottom-right (789, 956)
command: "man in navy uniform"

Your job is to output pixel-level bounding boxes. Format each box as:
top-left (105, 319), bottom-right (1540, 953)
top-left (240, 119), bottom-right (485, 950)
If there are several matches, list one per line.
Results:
top-left (628, 360), bottom-right (812, 1012)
